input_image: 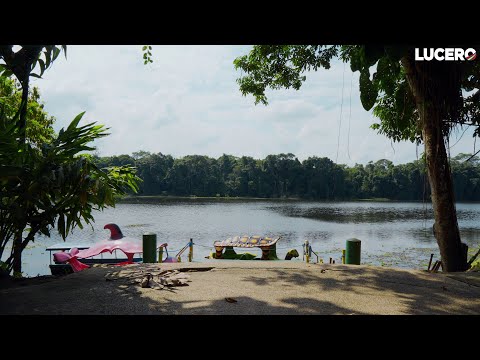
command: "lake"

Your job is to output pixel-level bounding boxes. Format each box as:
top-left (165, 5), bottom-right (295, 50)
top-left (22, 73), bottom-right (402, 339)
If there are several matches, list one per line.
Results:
top-left (10, 199), bottom-right (480, 277)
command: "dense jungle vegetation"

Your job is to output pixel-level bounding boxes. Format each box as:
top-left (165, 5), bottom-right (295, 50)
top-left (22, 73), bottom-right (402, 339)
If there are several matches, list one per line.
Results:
top-left (95, 152), bottom-right (480, 201)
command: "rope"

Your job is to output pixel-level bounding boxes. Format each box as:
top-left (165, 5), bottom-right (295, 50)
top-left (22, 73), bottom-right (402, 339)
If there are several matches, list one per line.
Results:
top-left (192, 242), bottom-right (323, 252)
top-left (159, 241), bottom-right (192, 253)
top-left (175, 243), bottom-right (190, 257)
top-left (174, 242), bottom-right (312, 249)
top-left (193, 243), bottom-right (213, 249)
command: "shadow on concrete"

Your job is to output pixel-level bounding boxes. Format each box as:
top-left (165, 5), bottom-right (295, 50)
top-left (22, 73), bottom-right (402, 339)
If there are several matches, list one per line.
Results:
top-left (1, 264), bottom-right (479, 315)
top-left (241, 266), bottom-right (480, 315)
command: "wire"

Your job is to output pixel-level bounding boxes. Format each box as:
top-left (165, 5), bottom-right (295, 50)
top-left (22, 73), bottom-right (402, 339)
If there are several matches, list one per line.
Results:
top-left (335, 62), bottom-right (346, 164)
top-left (448, 125), bottom-right (469, 149)
top-left (347, 71), bottom-right (353, 160)
top-left (466, 149), bottom-right (480, 162)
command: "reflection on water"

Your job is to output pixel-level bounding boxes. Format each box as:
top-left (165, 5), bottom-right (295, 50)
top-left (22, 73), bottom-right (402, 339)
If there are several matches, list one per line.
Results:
top-left (8, 200), bottom-right (480, 276)
top-left (272, 205), bottom-right (434, 223)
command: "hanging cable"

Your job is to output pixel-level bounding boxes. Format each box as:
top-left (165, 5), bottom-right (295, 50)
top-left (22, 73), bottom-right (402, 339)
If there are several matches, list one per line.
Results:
top-left (347, 71), bottom-right (353, 160)
top-left (448, 125), bottom-right (469, 149)
top-left (335, 62), bottom-right (346, 164)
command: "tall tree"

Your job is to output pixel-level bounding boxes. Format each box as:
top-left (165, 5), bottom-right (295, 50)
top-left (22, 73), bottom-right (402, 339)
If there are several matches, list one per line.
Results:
top-left (0, 77), bottom-right (55, 145)
top-left (234, 45), bottom-right (480, 271)
top-left (0, 46), bottom-right (65, 145)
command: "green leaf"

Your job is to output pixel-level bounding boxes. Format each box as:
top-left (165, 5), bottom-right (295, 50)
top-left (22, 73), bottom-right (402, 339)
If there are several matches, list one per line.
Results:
top-left (350, 49), bottom-right (362, 72)
top-left (44, 50), bottom-right (51, 67)
top-left (67, 112), bottom-right (86, 132)
top-left (0, 68), bottom-right (13, 78)
top-left (58, 214), bottom-right (65, 239)
top-left (384, 46), bottom-right (408, 61)
top-left (38, 59), bottom-right (46, 76)
top-left (364, 45), bottom-right (384, 67)
top-left (0, 165), bottom-right (23, 178)
top-left (359, 69), bottom-right (378, 111)
top-left (142, 46), bottom-right (147, 51)
top-left (52, 47), bottom-right (61, 62)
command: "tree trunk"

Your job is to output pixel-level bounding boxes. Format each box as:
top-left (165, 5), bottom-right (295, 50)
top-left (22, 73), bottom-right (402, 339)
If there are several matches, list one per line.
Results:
top-left (422, 110), bottom-right (468, 271)
top-left (401, 56), bottom-right (468, 272)
top-left (12, 232), bottom-right (23, 276)
top-left (11, 60), bottom-right (32, 276)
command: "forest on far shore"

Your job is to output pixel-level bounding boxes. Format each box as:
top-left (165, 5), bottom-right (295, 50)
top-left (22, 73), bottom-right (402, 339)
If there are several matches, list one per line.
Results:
top-left (93, 152), bottom-right (480, 201)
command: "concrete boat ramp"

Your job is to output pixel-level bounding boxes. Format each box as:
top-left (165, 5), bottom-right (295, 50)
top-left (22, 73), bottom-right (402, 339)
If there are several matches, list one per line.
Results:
top-left (1, 261), bottom-right (479, 315)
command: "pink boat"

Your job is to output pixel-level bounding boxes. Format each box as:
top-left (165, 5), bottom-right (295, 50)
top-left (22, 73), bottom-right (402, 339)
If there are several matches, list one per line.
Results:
top-left (46, 224), bottom-right (174, 275)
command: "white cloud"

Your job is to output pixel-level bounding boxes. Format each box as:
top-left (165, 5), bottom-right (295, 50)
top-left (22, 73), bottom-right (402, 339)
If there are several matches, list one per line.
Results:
top-left (36, 45), bottom-right (477, 166)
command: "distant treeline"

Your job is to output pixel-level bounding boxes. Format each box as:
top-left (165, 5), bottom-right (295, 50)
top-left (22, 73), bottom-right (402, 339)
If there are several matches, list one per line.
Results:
top-left (93, 151), bottom-right (480, 201)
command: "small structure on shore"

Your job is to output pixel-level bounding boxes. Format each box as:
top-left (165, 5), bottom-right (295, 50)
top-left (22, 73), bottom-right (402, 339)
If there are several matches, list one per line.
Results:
top-left (210, 236), bottom-right (280, 260)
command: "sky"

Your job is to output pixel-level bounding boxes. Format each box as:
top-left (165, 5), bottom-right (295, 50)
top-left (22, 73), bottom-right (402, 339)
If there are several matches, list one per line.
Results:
top-left (33, 45), bottom-right (478, 166)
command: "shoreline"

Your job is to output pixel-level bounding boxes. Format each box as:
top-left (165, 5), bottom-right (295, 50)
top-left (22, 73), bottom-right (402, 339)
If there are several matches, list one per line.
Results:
top-left (118, 195), bottom-right (409, 203)
top-left (117, 195), bottom-right (480, 204)
top-left (1, 262), bottom-right (479, 315)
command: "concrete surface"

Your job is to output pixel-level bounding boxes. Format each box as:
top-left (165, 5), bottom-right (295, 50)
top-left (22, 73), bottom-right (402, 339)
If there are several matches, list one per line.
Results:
top-left (1, 261), bottom-right (479, 315)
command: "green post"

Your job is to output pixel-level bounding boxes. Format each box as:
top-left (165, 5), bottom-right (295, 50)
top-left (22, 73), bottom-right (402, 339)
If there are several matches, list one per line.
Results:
top-left (143, 232), bottom-right (157, 263)
top-left (345, 238), bottom-right (361, 265)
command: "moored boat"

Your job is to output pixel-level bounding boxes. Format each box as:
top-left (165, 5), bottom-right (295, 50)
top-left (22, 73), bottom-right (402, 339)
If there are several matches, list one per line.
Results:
top-left (46, 223), bottom-right (143, 275)
top-left (46, 243), bottom-right (143, 275)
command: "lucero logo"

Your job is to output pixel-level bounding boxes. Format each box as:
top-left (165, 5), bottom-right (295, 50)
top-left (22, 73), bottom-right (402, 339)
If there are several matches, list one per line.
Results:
top-left (415, 48), bottom-right (476, 61)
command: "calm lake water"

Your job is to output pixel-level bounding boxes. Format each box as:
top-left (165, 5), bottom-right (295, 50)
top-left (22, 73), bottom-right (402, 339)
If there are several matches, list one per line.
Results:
top-left (10, 199), bottom-right (480, 277)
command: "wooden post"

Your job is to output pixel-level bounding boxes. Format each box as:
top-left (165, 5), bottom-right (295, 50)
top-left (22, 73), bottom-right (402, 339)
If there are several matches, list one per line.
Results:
top-left (188, 238), bottom-right (193, 262)
top-left (329, 257), bottom-right (332, 264)
top-left (158, 246), bottom-right (164, 263)
top-left (342, 250), bottom-right (346, 264)
top-left (304, 240), bottom-right (310, 263)
top-left (427, 253), bottom-right (434, 271)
